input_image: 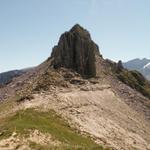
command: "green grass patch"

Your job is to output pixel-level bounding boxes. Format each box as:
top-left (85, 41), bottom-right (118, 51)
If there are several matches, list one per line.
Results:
top-left (0, 108), bottom-right (103, 149)
top-left (117, 70), bottom-right (150, 98)
top-left (29, 141), bottom-right (103, 150)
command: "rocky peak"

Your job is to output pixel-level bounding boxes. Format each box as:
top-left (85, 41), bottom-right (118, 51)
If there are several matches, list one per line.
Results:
top-left (69, 24), bottom-right (91, 40)
top-left (51, 24), bottom-right (101, 78)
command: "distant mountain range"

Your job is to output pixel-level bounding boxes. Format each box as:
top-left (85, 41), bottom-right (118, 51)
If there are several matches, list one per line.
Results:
top-left (0, 70), bottom-right (24, 85)
top-left (123, 58), bottom-right (150, 80)
top-left (0, 67), bottom-right (34, 86)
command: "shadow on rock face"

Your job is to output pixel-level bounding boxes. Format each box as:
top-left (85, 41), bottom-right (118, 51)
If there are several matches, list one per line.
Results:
top-left (51, 24), bottom-right (101, 78)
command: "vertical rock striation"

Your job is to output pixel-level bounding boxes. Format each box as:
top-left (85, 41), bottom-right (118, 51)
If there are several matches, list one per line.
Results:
top-left (51, 24), bottom-right (101, 78)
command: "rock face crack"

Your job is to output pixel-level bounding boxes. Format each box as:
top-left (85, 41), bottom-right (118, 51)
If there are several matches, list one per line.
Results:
top-left (51, 24), bottom-right (101, 78)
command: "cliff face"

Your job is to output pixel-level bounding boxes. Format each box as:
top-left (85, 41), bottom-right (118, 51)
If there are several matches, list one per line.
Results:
top-left (51, 24), bottom-right (101, 78)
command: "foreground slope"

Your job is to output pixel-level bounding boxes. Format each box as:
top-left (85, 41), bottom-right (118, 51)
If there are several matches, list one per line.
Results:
top-left (0, 108), bottom-right (102, 150)
top-left (0, 24), bottom-right (150, 150)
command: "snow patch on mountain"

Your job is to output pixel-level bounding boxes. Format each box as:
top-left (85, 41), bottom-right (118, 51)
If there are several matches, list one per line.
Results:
top-left (143, 62), bottom-right (150, 69)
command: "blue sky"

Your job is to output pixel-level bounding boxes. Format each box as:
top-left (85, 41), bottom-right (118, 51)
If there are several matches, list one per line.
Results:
top-left (0, 0), bottom-right (150, 72)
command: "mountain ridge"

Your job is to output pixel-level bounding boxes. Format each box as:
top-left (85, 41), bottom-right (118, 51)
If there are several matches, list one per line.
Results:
top-left (0, 70), bottom-right (25, 86)
top-left (0, 24), bottom-right (150, 150)
top-left (123, 58), bottom-right (150, 80)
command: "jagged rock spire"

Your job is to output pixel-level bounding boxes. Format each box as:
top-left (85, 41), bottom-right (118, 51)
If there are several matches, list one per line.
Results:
top-left (69, 24), bottom-right (91, 40)
top-left (51, 24), bottom-right (101, 78)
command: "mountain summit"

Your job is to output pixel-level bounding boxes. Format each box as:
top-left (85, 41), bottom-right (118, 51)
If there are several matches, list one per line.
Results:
top-left (51, 24), bottom-right (101, 77)
top-left (0, 25), bottom-right (150, 150)
top-left (70, 24), bottom-right (91, 40)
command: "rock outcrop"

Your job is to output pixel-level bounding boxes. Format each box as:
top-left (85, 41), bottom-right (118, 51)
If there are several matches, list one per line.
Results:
top-left (51, 24), bottom-right (101, 78)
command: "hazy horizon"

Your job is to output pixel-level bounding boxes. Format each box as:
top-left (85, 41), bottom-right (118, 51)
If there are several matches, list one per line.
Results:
top-left (0, 0), bottom-right (150, 73)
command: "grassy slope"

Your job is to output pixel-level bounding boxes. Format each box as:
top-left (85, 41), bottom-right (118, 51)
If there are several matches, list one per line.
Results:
top-left (107, 60), bottom-right (150, 99)
top-left (117, 70), bottom-right (150, 98)
top-left (0, 108), bottom-right (104, 150)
